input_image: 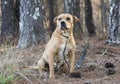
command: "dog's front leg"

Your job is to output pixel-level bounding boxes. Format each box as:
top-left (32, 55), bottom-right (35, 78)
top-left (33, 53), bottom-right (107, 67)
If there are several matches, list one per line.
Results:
top-left (69, 51), bottom-right (75, 73)
top-left (49, 55), bottom-right (54, 78)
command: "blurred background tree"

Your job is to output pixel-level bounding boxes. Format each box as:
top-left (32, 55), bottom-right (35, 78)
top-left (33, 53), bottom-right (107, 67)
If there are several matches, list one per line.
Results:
top-left (1, 0), bottom-right (16, 37)
top-left (17, 0), bottom-right (46, 48)
top-left (1, 0), bottom-right (119, 47)
top-left (107, 0), bottom-right (120, 44)
top-left (84, 0), bottom-right (96, 36)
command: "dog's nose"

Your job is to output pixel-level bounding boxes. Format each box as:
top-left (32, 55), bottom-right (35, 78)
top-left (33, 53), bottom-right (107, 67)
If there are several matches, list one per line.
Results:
top-left (61, 21), bottom-right (66, 30)
top-left (61, 21), bottom-right (65, 25)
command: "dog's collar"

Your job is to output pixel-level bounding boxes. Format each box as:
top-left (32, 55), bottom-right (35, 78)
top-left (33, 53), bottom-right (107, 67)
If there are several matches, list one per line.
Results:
top-left (61, 34), bottom-right (69, 38)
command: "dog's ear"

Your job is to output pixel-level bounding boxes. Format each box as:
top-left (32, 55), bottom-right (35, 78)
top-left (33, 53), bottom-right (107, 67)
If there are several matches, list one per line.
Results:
top-left (53, 16), bottom-right (58, 24)
top-left (73, 15), bottom-right (80, 23)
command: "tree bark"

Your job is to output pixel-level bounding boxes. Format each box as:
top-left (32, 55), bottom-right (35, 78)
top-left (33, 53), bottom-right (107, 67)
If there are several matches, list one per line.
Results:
top-left (18, 0), bottom-right (46, 48)
top-left (63, 0), bottom-right (83, 38)
top-left (45, 0), bottom-right (55, 36)
top-left (1, 0), bottom-right (16, 37)
top-left (48, 0), bottom-right (54, 32)
top-left (52, 0), bottom-right (63, 29)
top-left (43, 0), bottom-right (64, 38)
top-left (14, 0), bottom-right (20, 35)
top-left (100, 0), bottom-right (105, 34)
top-left (108, 0), bottom-right (120, 44)
top-left (85, 0), bottom-right (96, 36)
top-left (99, 0), bottom-right (108, 39)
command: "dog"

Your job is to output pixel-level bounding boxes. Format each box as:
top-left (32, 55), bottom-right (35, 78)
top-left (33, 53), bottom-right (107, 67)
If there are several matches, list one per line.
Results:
top-left (28, 13), bottom-right (79, 79)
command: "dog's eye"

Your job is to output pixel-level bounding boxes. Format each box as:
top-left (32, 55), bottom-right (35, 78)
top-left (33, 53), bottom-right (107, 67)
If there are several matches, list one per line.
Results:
top-left (66, 17), bottom-right (71, 21)
top-left (58, 18), bottom-right (62, 21)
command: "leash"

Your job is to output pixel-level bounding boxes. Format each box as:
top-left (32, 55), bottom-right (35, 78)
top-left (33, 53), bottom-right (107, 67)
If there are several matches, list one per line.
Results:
top-left (75, 1), bottom-right (89, 70)
top-left (62, 34), bottom-right (70, 70)
top-left (75, 43), bottom-right (89, 70)
top-left (62, 34), bottom-right (89, 71)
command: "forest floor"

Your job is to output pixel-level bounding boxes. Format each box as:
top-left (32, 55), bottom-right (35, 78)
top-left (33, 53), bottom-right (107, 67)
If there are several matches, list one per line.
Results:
top-left (0, 36), bottom-right (120, 84)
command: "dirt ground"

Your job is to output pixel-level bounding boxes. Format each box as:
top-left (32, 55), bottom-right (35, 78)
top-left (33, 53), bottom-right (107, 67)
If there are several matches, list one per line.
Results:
top-left (1, 36), bottom-right (119, 84)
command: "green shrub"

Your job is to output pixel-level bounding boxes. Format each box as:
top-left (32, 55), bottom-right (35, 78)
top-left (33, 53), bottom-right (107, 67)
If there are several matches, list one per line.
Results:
top-left (0, 74), bottom-right (15, 84)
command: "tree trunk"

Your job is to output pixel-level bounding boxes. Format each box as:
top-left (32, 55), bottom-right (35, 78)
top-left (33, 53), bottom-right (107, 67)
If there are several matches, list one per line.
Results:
top-left (14, 0), bottom-right (20, 35)
top-left (52, 0), bottom-right (63, 29)
top-left (85, 0), bottom-right (96, 36)
top-left (1, 0), bottom-right (16, 37)
top-left (63, 0), bottom-right (83, 38)
top-left (45, 0), bottom-right (55, 36)
top-left (99, 0), bottom-right (108, 39)
top-left (17, 0), bottom-right (46, 48)
top-left (100, 0), bottom-right (105, 34)
top-left (48, 0), bottom-right (54, 32)
top-left (15, 0), bottom-right (20, 21)
top-left (108, 0), bottom-right (120, 44)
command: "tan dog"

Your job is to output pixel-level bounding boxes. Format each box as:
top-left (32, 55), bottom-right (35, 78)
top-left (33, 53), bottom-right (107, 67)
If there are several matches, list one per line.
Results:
top-left (34, 13), bottom-right (79, 79)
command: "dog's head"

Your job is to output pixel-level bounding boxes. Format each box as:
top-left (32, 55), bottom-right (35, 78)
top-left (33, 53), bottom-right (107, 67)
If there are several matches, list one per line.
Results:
top-left (54, 13), bottom-right (79, 32)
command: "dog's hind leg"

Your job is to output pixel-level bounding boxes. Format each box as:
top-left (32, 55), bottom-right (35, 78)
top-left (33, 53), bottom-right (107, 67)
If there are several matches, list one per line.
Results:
top-left (37, 57), bottom-right (49, 78)
top-left (38, 57), bottom-right (46, 70)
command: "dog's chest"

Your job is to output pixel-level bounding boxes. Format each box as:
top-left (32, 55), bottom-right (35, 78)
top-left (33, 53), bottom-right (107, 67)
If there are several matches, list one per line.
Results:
top-left (58, 43), bottom-right (71, 60)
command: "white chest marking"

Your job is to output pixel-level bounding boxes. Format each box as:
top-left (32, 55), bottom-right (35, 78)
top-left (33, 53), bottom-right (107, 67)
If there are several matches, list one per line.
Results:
top-left (59, 44), bottom-right (71, 60)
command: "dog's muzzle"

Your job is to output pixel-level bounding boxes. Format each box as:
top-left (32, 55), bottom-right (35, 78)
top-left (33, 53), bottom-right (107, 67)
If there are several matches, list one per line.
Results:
top-left (61, 21), bottom-right (67, 30)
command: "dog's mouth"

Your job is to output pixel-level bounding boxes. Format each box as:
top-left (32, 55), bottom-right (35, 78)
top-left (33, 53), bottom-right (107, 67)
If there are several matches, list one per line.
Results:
top-left (61, 26), bottom-right (69, 30)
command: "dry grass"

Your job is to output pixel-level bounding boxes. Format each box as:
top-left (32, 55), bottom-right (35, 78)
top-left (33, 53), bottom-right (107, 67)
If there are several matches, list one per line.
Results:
top-left (0, 44), bottom-right (46, 84)
top-left (0, 45), bottom-right (20, 84)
